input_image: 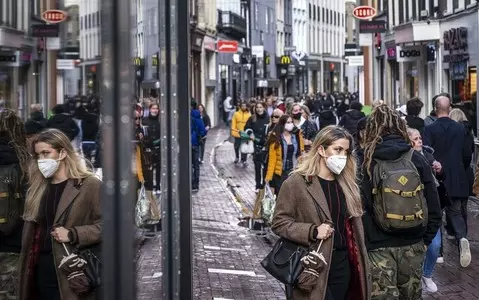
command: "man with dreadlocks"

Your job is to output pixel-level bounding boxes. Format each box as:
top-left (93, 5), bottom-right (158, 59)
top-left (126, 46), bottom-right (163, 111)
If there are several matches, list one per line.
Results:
top-left (0, 109), bottom-right (30, 299)
top-left (358, 104), bottom-right (441, 300)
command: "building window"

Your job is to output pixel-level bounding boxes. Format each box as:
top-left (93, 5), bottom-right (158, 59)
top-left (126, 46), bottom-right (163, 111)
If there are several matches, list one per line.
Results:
top-left (399, 1), bottom-right (404, 24)
top-left (254, 3), bottom-right (259, 29)
top-left (466, 0), bottom-right (472, 6)
top-left (453, 0), bottom-right (459, 10)
top-left (309, 4), bottom-right (311, 19)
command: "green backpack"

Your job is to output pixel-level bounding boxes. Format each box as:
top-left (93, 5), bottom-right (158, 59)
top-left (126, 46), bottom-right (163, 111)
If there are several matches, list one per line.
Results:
top-left (0, 164), bottom-right (23, 236)
top-left (371, 149), bottom-right (428, 233)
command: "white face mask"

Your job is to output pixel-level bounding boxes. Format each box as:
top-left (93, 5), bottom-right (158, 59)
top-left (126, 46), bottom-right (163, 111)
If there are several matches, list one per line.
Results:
top-left (38, 158), bottom-right (60, 178)
top-left (284, 123), bottom-right (294, 132)
top-left (326, 155), bottom-right (347, 175)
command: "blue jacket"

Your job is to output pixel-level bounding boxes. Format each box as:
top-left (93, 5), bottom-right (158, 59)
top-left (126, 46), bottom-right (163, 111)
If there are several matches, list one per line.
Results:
top-left (191, 109), bottom-right (206, 146)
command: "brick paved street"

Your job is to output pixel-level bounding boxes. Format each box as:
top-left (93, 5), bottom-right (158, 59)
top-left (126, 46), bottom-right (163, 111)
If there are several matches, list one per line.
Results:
top-left (136, 127), bottom-right (285, 300)
top-left (137, 127), bottom-right (479, 300)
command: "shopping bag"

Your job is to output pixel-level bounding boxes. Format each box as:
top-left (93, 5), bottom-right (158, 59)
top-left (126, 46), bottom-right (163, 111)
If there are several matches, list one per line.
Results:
top-left (135, 184), bottom-right (150, 227)
top-left (240, 140), bottom-right (255, 154)
top-left (262, 184), bottom-right (276, 224)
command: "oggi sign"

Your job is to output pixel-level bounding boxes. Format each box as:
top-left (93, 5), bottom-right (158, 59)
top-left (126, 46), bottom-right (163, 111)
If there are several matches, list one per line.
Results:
top-left (396, 45), bottom-right (422, 62)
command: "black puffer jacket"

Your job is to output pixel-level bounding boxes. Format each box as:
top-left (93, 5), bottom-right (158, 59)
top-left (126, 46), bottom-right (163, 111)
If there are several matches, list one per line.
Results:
top-left (244, 112), bottom-right (270, 147)
top-left (339, 109), bottom-right (366, 135)
top-left (47, 113), bottom-right (80, 141)
top-left (0, 139), bottom-right (25, 253)
top-left (319, 109), bottom-right (337, 129)
top-left (142, 114), bottom-right (161, 150)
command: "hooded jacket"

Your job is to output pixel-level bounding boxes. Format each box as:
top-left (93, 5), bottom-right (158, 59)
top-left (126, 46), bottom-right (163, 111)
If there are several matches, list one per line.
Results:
top-left (0, 139), bottom-right (25, 253)
top-left (47, 113), bottom-right (80, 141)
top-left (319, 109), bottom-right (338, 129)
top-left (339, 109), bottom-right (366, 135)
top-left (359, 135), bottom-right (442, 250)
top-left (190, 109), bottom-right (206, 146)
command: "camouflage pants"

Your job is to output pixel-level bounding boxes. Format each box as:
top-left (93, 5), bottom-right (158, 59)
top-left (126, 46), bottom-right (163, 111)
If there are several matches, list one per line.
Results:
top-left (0, 253), bottom-right (19, 300)
top-left (369, 242), bottom-right (426, 300)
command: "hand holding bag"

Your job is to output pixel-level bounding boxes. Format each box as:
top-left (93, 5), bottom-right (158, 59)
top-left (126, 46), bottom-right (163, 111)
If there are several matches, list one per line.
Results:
top-left (240, 140), bottom-right (255, 154)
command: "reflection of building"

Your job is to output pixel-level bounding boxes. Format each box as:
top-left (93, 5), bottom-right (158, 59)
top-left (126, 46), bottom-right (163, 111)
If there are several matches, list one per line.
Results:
top-left (0, 0), bottom-right (36, 118)
top-left (79, 0), bottom-right (101, 95)
top-left (142, 0), bottom-right (160, 98)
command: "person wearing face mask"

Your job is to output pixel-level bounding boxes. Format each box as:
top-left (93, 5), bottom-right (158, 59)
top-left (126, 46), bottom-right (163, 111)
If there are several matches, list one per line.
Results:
top-left (265, 115), bottom-right (304, 195)
top-left (231, 102), bottom-right (251, 165)
top-left (271, 126), bottom-right (370, 300)
top-left (244, 102), bottom-right (270, 192)
top-left (289, 104), bottom-right (318, 153)
top-left (17, 129), bottom-right (102, 300)
top-left (266, 108), bottom-right (284, 136)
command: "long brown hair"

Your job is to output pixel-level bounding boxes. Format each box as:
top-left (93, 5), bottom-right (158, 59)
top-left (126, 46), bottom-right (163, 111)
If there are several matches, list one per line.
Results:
top-left (362, 104), bottom-right (409, 177)
top-left (293, 126), bottom-right (362, 217)
top-left (24, 129), bottom-right (94, 221)
top-left (0, 109), bottom-right (30, 180)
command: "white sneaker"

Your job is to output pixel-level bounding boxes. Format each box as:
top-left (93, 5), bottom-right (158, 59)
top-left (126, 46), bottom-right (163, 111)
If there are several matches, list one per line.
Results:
top-left (436, 256), bottom-right (444, 264)
top-left (460, 238), bottom-right (472, 267)
top-left (422, 276), bottom-right (438, 293)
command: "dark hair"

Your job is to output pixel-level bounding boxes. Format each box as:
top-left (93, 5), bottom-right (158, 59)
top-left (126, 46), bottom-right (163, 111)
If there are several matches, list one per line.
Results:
top-left (350, 101), bottom-right (363, 112)
top-left (406, 97), bottom-right (424, 116)
top-left (190, 99), bottom-right (198, 109)
top-left (52, 104), bottom-right (66, 115)
top-left (251, 101), bottom-right (266, 122)
top-left (323, 99), bottom-right (333, 109)
top-left (268, 114), bottom-right (290, 146)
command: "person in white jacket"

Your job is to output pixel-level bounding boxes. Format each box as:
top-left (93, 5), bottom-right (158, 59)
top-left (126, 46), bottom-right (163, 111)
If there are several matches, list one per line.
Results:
top-left (223, 96), bottom-right (235, 126)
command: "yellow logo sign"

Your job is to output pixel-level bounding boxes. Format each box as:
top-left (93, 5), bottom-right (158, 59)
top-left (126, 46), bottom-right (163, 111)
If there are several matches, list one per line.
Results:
top-left (280, 55), bottom-right (291, 64)
top-left (152, 55), bottom-right (159, 66)
top-left (133, 57), bottom-right (144, 66)
top-left (398, 176), bottom-right (408, 186)
top-left (265, 55), bottom-right (270, 65)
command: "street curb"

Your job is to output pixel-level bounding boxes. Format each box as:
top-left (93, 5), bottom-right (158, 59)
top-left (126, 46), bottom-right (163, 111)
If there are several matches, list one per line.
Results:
top-left (210, 137), bottom-right (253, 219)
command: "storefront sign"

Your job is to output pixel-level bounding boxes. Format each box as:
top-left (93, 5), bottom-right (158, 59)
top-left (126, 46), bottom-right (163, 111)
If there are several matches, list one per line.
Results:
top-left (387, 47), bottom-right (396, 60)
top-left (278, 55), bottom-right (291, 65)
top-left (217, 40), bottom-right (238, 53)
top-left (450, 61), bottom-right (468, 80)
top-left (31, 24), bottom-right (59, 37)
top-left (42, 10), bottom-right (68, 24)
top-left (443, 27), bottom-right (469, 63)
top-left (203, 36), bottom-right (216, 52)
top-left (348, 55), bottom-right (364, 66)
top-left (359, 20), bottom-right (386, 33)
top-left (396, 45), bottom-right (422, 62)
top-left (0, 52), bottom-right (19, 67)
top-left (353, 6), bottom-right (377, 20)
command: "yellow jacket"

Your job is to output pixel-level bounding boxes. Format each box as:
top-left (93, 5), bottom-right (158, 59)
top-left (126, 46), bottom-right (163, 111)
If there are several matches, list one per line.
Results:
top-left (265, 132), bottom-right (304, 182)
top-left (231, 110), bottom-right (251, 138)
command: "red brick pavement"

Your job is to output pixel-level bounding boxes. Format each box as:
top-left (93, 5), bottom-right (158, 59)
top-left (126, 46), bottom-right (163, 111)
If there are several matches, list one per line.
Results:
top-left (136, 127), bottom-right (286, 300)
top-left (214, 127), bottom-right (479, 299)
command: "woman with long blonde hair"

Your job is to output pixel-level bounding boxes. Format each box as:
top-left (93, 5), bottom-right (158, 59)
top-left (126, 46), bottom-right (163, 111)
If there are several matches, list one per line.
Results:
top-left (18, 129), bottom-right (102, 300)
top-left (271, 126), bottom-right (370, 300)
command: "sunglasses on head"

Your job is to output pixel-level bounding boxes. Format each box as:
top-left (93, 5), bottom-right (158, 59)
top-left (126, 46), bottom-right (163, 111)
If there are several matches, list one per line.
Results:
top-left (272, 115), bottom-right (280, 119)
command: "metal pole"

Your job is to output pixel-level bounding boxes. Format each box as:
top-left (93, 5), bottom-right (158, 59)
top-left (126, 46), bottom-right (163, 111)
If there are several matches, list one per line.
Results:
top-left (159, 0), bottom-right (192, 298)
top-left (100, 0), bottom-right (136, 298)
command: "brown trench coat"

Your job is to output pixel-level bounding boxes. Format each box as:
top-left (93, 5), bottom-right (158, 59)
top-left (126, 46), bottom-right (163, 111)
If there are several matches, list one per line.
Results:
top-left (18, 176), bottom-right (102, 300)
top-left (271, 173), bottom-right (371, 300)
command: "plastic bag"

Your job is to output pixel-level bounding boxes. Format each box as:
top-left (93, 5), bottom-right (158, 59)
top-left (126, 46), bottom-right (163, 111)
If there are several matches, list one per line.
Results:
top-left (240, 140), bottom-right (255, 154)
top-left (262, 185), bottom-right (276, 224)
top-left (135, 184), bottom-right (150, 227)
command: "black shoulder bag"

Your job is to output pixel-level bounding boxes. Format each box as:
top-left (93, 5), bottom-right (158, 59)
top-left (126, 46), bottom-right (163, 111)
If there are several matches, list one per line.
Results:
top-left (260, 176), bottom-right (326, 298)
top-left (57, 179), bottom-right (102, 295)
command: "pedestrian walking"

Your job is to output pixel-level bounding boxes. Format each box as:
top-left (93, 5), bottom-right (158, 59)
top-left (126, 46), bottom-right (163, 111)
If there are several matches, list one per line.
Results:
top-left (230, 102), bottom-right (251, 166)
top-left (360, 104), bottom-right (441, 299)
top-left (338, 101), bottom-right (365, 136)
top-left (271, 126), bottom-right (370, 300)
top-left (244, 101), bottom-right (270, 191)
top-left (191, 101), bottom-right (206, 192)
top-left (198, 104), bottom-right (211, 164)
top-left (265, 115), bottom-right (304, 195)
top-left (47, 104), bottom-right (80, 142)
top-left (0, 109), bottom-right (29, 300)
top-left (142, 102), bottom-right (161, 192)
top-left (17, 129), bottom-right (102, 300)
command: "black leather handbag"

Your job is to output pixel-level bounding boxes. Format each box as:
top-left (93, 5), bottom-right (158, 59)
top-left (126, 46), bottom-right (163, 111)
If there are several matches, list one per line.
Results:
top-left (260, 238), bottom-right (309, 285)
top-left (260, 176), bottom-right (328, 293)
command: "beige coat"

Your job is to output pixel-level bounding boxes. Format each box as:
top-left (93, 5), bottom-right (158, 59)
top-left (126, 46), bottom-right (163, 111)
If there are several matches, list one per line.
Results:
top-left (18, 176), bottom-right (102, 300)
top-left (271, 173), bottom-right (371, 300)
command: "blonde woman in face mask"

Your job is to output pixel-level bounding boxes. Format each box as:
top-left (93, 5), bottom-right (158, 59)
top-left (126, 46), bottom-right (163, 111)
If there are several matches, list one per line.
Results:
top-left (18, 129), bottom-right (102, 300)
top-left (271, 125), bottom-right (370, 300)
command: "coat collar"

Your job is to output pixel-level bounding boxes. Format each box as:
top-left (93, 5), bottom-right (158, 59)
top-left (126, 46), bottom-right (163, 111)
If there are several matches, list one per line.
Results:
top-left (303, 175), bottom-right (332, 222)
top-left (54, 179), bottom-right (81, 224)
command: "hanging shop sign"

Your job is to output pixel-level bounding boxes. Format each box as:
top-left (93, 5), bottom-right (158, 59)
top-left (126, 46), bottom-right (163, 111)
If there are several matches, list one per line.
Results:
top-left (278, 55), bottom-right (292, 65)
top-left (386, 47), bottom-right (396, 60)
top-left (42, 10), bottom-right (68, 24)
top-left (443, 27), bottom-right (469, 63)
top-left (359, 20), bottom-right (386, 33)
top-left (396, 45), bottom-right (422, 62)
top-left (31, 24), bottom-right (60, 37)
top-left (0, 51), bottom-right (20, 67)
top-left (353, 6), bottom-right (377, 20)
top-left (217, 40), bottom-right (238, 53)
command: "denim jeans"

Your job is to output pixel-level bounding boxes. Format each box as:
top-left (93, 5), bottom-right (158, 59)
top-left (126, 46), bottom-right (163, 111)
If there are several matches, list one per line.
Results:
top-left (423, 229), bottom-right (441, 278)
top-left (191, 145), bottom-right (200, 189)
